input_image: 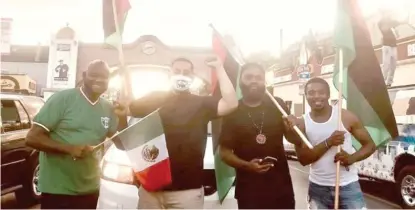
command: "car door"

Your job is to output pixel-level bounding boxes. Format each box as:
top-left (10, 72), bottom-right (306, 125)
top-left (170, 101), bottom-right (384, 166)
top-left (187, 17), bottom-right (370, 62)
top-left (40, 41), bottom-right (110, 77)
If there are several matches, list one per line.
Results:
top-left (20, 96), bottom-right (44, 122)
top-left (1, 99), bottom-right (31, 192)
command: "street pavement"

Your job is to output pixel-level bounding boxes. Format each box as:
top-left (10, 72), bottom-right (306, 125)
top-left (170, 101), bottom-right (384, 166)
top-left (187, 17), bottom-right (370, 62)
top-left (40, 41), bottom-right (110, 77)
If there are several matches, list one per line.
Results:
top-left (287, 160), bottom-right (401, 209)
top-left (2, 160), bottom-right (401, 209)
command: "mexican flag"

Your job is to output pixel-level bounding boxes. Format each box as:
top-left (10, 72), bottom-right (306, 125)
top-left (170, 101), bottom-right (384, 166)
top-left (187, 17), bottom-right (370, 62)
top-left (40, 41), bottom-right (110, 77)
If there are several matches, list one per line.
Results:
top-left (333, 0), bottom-right (398, 149)
top-left (211, 25), bottom-right (243, 203)
top-left (102, 0), bottom-right (131, 48)
top-left (113, 110), bottom-right (172, 191)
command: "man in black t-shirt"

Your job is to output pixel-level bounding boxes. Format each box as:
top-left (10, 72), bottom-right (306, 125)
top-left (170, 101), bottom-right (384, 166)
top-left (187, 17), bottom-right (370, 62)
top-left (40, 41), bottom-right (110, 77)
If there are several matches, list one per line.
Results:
top-left (219, 63), bottom-right (301, 209)
top-left (129, 57), bottom-right (238, 209)
top-left (378, 12), bottom-right (405, 87)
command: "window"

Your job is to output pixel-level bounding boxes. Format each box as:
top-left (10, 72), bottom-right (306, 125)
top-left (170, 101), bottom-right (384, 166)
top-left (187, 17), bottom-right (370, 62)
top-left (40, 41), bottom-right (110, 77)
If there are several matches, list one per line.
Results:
top-left (14, 101), bottom-right (30, 129)
top-left (1, 100), bottom-right (21, 132)
top-left (21, 97), bottom-right (44, 119)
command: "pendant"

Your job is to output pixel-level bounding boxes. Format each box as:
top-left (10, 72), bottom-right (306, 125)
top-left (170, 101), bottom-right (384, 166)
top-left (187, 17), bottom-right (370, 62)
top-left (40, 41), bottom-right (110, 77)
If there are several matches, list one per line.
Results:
top-left (256, 134), bottom-right (267, 144)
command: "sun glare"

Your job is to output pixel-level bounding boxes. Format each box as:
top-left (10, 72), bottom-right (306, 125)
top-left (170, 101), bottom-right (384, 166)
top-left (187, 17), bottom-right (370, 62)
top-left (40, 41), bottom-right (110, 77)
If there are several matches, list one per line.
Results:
top-left (130, 71), bottom-right (170, 99)
top-left (108, 67), bottom-right (206, 99)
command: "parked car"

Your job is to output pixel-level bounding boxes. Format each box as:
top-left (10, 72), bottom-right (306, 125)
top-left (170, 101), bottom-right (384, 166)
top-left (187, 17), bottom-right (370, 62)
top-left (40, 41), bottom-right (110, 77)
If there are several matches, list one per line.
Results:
top-left (357, 85), bottom-right (415, 209)
top-left (97, 118), bottom-right (237, 209)
top-left (1, 93), bottom-right (45, 205)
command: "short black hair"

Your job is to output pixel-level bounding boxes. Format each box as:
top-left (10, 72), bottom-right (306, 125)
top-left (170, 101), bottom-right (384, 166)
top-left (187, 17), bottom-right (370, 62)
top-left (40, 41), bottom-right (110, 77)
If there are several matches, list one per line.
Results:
top-left (86, 59), bottom-right (110, 72)
top-left (304, 77), bottom-right (330, 94)
top-left (171, 57), bottom-right (194, 70)
top-left (240, 62), bottom-right (265, 76)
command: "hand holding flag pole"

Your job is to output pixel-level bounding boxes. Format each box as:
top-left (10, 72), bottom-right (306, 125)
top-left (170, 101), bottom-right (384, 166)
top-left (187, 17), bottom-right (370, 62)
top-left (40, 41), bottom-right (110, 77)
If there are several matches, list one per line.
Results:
top-left (110, 0), bottom-right (133, 101)
top-left (334, 48), bottom-right (344, 210)
top-left (94, 0), bottom-right (131, 152)
top-left (265, 91), bottom-right (313, 149)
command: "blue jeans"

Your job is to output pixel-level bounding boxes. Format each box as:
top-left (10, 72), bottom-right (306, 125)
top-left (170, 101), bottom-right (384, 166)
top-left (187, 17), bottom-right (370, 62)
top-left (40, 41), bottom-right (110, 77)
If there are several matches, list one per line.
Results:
top-left (307, 181), bottom-right (366, 209)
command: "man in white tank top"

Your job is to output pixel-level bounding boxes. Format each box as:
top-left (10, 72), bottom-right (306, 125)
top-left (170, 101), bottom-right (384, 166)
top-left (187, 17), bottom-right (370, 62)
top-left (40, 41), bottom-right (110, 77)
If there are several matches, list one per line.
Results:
top-left (289, 78), bottom-right (376, 209)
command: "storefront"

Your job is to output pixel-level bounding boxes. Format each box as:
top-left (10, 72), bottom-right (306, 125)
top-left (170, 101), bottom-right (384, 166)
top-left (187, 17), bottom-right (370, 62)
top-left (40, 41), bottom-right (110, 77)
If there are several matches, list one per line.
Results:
top-left (0, 73), bottom-right (37, 95)
top-left (271, 38), bottom-right (415, 116)
top-left (2, 26), bottom-right (214, 99)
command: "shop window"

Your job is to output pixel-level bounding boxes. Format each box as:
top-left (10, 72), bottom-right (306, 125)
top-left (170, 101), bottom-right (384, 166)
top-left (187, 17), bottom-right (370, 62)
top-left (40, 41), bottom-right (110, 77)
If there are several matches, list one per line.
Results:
top-left (1, 100), bottom-right (21, 133)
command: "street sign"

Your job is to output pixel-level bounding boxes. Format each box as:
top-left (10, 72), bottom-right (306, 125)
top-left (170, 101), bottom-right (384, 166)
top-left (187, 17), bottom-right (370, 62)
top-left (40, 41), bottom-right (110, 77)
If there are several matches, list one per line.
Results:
top-left (297, 64), bottom-right (312, 81)
top-left (298, 72), bottom-right (311, 80)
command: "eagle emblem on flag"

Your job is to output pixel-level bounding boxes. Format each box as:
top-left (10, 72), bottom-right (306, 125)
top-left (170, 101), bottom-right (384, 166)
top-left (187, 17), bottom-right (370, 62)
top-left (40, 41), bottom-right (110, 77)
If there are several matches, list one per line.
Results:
top-left (142, 145), bottom-right (159, 162)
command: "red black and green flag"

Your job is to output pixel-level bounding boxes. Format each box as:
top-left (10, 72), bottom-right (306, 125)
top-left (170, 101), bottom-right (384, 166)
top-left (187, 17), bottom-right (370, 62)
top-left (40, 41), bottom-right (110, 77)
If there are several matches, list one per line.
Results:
top-left (210, 25), bottom-right (243, 203)
top-left (102, 0), bottom-right (131, 47)
top-left (333, 0), bottom-right (398, 149)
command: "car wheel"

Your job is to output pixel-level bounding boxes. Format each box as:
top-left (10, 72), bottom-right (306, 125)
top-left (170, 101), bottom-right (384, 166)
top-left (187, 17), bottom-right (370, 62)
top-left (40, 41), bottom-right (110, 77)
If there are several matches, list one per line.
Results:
top-left (15, 156), bottom-right (41, 206)
top-left (397, 165), bottom-right (415, 209)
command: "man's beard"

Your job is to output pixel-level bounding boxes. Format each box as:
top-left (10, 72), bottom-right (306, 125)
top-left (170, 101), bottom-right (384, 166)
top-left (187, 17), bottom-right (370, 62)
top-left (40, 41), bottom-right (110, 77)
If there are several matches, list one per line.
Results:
top-left (240, 83), bottom-right (265, 102)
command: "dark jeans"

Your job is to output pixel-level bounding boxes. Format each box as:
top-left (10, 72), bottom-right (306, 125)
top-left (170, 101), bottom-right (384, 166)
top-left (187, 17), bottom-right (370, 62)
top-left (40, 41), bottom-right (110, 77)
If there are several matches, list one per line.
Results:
top-left (41, 192), bottom-right (99, 209)
top-left (237, 195), bottom-right (295, 209)
top-left (308, 181), bottom-right (366, 209)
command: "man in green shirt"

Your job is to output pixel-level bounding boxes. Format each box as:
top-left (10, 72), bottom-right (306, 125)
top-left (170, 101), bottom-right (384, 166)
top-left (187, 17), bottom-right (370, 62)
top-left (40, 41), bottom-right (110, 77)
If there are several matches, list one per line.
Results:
top-left (26, 60), bottom-right (127, 209)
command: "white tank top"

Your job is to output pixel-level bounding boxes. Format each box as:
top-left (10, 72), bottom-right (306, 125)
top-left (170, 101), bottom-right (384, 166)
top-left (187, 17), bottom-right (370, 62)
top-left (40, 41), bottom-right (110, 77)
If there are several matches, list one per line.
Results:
top-left (304, 106), bottom-right (359, 186)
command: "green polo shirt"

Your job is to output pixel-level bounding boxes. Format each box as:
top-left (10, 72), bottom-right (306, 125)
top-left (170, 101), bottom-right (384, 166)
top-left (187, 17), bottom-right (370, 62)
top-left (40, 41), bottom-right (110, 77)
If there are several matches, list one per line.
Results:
top-left (34, 88), bottom-right (118, 195)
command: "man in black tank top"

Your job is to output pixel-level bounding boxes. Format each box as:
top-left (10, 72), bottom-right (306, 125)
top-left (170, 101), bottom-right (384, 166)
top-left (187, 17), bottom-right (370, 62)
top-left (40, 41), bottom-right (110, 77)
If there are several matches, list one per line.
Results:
top-left (218, 63), bottom-right (302, 209)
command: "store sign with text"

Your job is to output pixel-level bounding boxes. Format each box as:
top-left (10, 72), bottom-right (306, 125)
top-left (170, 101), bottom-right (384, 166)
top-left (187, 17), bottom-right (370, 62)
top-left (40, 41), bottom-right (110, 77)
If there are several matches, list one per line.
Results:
top-left (1, 78), bottom-right (18, 89)
top-left (321, 62), bottom-right (382, 75)
top-left (273, 74), bottom-right (292, 84)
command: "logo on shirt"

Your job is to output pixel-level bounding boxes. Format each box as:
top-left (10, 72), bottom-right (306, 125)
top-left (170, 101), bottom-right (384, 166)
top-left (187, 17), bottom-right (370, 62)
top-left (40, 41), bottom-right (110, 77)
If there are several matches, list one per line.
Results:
top-left (141, 145), bottom-right (159, 162)
top-left (101, 117), bottom-right (110, 129)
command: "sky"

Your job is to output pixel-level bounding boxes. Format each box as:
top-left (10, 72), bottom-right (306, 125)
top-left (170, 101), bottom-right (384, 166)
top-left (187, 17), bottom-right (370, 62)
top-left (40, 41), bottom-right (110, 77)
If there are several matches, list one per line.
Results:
top-left (0, 0), bottom-right (412, 56)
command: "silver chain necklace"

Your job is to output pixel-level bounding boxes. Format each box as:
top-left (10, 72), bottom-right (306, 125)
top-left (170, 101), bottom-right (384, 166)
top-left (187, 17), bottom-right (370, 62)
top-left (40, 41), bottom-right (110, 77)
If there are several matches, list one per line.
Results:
top-left (247, 110), bottom-right (267, 144)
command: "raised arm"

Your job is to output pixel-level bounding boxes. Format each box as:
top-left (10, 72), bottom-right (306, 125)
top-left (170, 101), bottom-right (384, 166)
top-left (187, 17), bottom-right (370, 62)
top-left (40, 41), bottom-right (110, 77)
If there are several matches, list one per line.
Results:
top-left (206, 58), bottom-right (238, 117)
top-left (129, 91), bottom-right (170, 118)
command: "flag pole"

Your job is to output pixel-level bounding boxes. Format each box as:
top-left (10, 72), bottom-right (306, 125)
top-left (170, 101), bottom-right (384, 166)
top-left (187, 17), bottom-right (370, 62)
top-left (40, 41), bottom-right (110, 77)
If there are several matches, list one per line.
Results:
top-left (111, 0), bottom-right (133, 100)
top-left (265, 91), bottom-right (313, 148)
top-left (334, 48), bottom-right (344, 210)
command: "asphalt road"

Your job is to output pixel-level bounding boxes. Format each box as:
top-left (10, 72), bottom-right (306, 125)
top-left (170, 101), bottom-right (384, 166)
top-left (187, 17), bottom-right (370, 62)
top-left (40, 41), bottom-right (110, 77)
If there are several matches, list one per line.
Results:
top-left (1, 160), bottom-right (402, 209)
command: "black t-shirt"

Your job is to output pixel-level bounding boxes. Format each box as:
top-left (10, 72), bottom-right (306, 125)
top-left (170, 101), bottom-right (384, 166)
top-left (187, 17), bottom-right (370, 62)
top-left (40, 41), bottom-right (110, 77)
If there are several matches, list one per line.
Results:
top-left (219, 97), bottom-right (295, 200)
top-left (129, 91), bottom-right (219, 191)
top-left (378, 19), bottom-right (398, 47)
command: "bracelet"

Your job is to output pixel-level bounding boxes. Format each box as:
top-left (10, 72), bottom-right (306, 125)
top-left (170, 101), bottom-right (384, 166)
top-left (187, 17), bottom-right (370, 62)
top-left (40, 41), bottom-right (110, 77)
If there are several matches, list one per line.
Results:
top-left (324, 140), bottom-right (329, 149)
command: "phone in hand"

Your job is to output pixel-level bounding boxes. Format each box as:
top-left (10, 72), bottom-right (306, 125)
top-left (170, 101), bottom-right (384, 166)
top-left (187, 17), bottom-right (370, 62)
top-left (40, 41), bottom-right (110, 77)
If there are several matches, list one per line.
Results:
top-left (261, 156), bottom-right (278, 165)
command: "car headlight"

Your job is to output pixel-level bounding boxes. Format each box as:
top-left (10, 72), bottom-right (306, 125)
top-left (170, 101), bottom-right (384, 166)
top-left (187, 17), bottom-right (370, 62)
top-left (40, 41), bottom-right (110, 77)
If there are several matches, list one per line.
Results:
top-left (101, 159), bottom-right (136, 185)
